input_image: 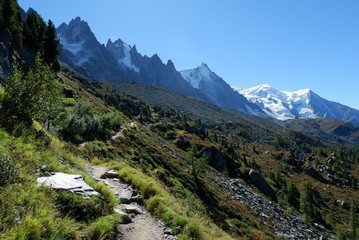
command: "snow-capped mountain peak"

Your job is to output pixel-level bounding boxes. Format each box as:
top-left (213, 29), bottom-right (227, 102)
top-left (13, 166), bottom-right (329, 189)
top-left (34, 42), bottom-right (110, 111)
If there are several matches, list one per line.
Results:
top-left (234, 84), bottom-right (359, 126)
top-left (179, 64), bottom-right (265, 114)
top-left (236, 85), bottom-right (316, 120)
top-left (106, 38), bottom-right (139, 72)
top-left (180, 63), bottom-right (217, 89)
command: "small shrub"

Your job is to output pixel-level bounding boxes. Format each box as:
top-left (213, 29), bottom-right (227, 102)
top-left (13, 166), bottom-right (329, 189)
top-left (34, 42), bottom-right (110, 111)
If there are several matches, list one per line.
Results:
top-left (0, 156), bottom-right (19, 187)
top-left (93, 182), bottom-right (117, 209)
top-left (0, 86), bottom-right (5, 103)
top-left (60, 101), bottom-right (122, 143)
top-left (54, 191), bottom-right (111, 222)
top-left (181, 221), bottom-right (203, 240)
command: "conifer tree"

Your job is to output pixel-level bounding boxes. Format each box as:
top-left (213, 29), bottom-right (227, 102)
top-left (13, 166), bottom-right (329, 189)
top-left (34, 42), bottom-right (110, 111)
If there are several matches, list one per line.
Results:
top-left (23, 11), bottom-right (46, 52)
top-left (0, 0), bottom-right (3, 28)
top-left (1, 0), bottom-right (23, 49)
top-left (300, 181), bottom-right (314, 223)
top-left (188, 144), bottom-right (206, 178)
top-left (43, 20), bottom-right (60, 71)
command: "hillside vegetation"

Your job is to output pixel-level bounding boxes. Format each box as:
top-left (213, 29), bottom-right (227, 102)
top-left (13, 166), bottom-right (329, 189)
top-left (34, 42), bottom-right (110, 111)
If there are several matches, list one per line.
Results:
top-left (0, 1), bottom-right (358, 240)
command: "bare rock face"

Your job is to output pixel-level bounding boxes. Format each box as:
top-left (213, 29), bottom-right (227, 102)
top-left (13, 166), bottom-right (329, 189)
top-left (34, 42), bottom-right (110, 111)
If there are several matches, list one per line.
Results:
top-left (37, 172), bottom-right (100, 196)
top-left (204, 146), bottom-right (241, 178)
top-left (248, 169), bottom-right (276, 199)
top-left (0, 31), bottom-right (11, 80)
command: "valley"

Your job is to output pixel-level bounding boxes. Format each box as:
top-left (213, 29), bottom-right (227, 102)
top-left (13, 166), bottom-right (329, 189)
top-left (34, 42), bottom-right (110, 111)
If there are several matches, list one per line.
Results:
top-left (0, 1), bottom-right (358, 240)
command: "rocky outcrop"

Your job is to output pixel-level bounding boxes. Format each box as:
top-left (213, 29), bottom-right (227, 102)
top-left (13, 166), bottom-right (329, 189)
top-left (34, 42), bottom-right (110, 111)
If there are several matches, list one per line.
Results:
top-left (336, 200), bottom-right (349, 210)
top-left (248, 169), bottom-right (276, 198)
top-left (204, 146), bottom-right (240, 177)
top-left (0, 30), bottom-right (11, 80)
top-left (306, 166), bottom-right (327, 183)
top-left (37, 172), bottom-right (100, 196)
top-left (209, 171), bottom-right (332, 240)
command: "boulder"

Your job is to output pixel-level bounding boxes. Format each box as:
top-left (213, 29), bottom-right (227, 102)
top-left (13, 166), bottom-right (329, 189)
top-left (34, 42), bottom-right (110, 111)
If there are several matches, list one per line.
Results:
top-left (248, 169), bottom-right (276, 198)
top-left (101, 170), bottom-right (119, 179)
top-left (336, 200), bottom-right (349, 210)
top-left (327, 157), bottom-right (335, 165)
top-left (204, 146), bottom-right (240, 178)
top-left (114, 208), bottom-right (132, 223)
top-left (37, 172), bottom-right (100, 196)
top-left (306, 166), bottom-right (326, 183)
top-left (124, 205), bottom-right (143, 215)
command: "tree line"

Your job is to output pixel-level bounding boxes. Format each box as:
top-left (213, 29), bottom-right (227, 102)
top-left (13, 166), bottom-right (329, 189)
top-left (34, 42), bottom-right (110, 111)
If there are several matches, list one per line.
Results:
top-left (0, 0), bottom-right (60, 71)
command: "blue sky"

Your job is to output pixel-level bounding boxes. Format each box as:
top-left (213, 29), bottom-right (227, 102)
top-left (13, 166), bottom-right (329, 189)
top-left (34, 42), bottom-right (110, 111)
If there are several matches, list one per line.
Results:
top-left (19, 0), bottom-right (359, 109)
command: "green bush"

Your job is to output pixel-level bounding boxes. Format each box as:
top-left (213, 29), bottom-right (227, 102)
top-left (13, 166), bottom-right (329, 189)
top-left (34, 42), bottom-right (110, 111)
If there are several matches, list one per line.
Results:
top-left (54, 191), bottom-right (112, 222)
top-left (60, 101), bottom-right (122, 142)
top-left (0, 156), bottom-right (19, 187)
top-left (0, 86), bottom-right (5, 103)
top-left (2, 56), bottom-right (62, 124)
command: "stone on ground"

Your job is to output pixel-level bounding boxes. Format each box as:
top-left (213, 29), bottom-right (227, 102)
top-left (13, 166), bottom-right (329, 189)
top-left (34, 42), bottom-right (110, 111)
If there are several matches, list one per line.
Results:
top-left (37, 172), bottom-right (100, 196)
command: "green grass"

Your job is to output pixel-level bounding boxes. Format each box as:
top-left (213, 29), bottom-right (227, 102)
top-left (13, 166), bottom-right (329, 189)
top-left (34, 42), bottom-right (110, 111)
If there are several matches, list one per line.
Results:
top-left (86, 213), bottom-right (122, 240)
top-left (0, 126), bottom-right (120, 240)
top-left (105, 161), bottom-right (234, 240)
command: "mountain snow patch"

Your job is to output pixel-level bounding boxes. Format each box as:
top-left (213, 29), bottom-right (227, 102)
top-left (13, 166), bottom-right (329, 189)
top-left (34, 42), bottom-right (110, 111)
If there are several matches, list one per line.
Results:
top-left (180, 63), bottom-right (213, 89)
top-left (235, 84), bottom-right (317, 120)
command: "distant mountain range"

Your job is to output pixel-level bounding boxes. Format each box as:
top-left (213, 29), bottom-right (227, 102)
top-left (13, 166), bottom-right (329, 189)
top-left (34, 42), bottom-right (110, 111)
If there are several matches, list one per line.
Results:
top-left (234, 84), bottom-right (359, 126)
top-left (56, 17), bottom-right (359, 126)
top-left (179, 64), bottom-right (263, 114)
top-left (56, 17), bottom-right (262, 114)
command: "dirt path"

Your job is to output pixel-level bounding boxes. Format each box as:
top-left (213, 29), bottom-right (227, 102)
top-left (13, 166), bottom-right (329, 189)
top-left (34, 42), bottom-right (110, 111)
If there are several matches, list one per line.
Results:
top-left (87, 166), bottom-right (176, 240)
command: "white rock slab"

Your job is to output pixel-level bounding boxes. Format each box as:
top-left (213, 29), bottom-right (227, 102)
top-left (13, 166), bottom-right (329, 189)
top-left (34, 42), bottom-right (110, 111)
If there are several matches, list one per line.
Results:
top-left (37, 172), bottom-right (100, 196)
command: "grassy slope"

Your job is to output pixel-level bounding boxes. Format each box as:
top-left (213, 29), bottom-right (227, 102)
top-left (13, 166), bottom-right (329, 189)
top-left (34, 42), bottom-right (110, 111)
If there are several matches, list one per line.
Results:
top-left (60, 71), bottom-right (277, 239)
top-left (66, 71), bottom-right (359, 236)
top-left (1, 69), bottom-right (357, 239)
top-left (0, 70), bottom-right (277, 240)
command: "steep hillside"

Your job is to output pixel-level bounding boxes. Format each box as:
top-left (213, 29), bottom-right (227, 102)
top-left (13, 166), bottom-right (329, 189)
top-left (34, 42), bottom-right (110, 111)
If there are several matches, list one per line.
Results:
top-left (63, 71), bottom-right (359, 239)
top-left (281, 118), bottom-right (359, 144)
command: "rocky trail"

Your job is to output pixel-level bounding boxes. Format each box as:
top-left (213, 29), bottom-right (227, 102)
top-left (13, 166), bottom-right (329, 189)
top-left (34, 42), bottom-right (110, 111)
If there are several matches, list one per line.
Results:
top-left (87, 165), bottom-right (176, 240)
top-left (209, 171), bottom-right (333, 240)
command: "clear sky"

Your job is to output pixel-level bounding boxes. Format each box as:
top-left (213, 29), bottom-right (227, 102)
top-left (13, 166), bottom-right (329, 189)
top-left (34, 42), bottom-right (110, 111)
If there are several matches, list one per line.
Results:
top-left (18, 0), bottom-right (359, 110)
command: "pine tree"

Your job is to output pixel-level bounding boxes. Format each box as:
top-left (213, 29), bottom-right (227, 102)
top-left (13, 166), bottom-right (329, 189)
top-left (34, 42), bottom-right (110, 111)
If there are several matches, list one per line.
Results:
top-left (0, 0), bottom-right (4, 28)
top-left (300, 181), bottom-right (314, 223)
top-left (43, 20), bottom-right (60, 71)
top-left (1, 0), bottom-right (23, 49)
top-left (287, 182), bottom-right (300, 209)
top-left (188, 144), bottom-right (207, 178)
top-left (23, 11), bottom-right (46, 52)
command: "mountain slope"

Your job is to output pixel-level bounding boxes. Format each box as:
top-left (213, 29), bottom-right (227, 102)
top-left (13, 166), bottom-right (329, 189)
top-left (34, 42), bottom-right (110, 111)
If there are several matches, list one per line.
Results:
top-left (57, 17), bottom-right (125, 81)
top-left (104, 80), bottom-right (281, 137)
top-left (57, 18), bottom-right (265, 116)
top-left (180, 64), bottom-right (264, 114)
top-left (281, 118), bottom-right (359, 144)
top-left (2, 2), bottom-right (359, 239)
top-left (57, 18), bottom-right (211, 105)
top-left (236, 84), bottom-right (359, 126)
